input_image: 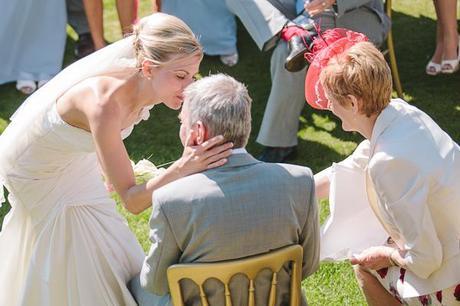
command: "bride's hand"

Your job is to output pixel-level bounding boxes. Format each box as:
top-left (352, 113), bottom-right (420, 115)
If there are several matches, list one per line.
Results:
top-left (175, 132), bottom-right (233, 177)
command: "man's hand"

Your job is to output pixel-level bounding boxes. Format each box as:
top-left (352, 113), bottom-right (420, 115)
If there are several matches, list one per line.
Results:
top-left (305, 0), bottom-right (336, 16)
top-left (350, 246), bottom-right (397, 270)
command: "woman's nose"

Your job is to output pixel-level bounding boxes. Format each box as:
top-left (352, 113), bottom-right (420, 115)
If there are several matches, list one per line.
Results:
top-left (185, 78), bottom-right (194, 87)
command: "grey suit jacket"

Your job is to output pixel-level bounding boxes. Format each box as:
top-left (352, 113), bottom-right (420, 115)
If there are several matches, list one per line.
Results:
top-left (336, 0), bottom-right (390, 34)
top-left (140, 153), bottom-right (319, 306)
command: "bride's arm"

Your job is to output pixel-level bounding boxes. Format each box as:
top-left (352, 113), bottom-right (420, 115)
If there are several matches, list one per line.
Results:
top-left (119, 135), bottom-right (232, 214)
top-left (88, 102), bottom-right (232, 214)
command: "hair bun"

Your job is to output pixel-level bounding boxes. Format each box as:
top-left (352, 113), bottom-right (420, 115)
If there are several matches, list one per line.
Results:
top-left (132, 21), bottom-right (143, 66)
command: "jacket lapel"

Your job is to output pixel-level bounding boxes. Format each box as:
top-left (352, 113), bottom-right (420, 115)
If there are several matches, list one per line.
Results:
top-left (369, 99), bottom-right (406, 157)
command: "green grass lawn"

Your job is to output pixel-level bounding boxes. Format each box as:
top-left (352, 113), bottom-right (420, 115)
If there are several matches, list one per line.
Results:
top-left (1, 1), bottom-right (459, 305)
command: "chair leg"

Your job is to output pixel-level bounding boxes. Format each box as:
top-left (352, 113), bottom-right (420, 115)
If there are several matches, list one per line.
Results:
top-left (387, 30), bottom-right (404, 98)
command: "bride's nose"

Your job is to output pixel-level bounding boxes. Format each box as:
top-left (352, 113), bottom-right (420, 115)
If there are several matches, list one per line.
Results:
top-left (185, 78), bottom-right (194, 87)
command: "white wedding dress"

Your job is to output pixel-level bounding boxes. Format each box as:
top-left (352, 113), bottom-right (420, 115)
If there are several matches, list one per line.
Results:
top-left (0, 98), bottom-right (151, 304)
top-left (0, 99), bottom-right (152, 306)
top-left (0, 37), bottom-right (153, 305)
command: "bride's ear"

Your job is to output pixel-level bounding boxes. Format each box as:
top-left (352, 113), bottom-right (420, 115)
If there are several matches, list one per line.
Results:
top-left (192, 121), bottom-right (208, 145)
top-left (140, 60), bottom-right (156, 79)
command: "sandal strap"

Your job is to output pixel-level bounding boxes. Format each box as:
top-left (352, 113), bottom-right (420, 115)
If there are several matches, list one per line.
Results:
top-left (426, 61), bottom-right (442, 75)
top-left (441, 35), bottom-right (460, 73)
top-left (441, 59), bottom-right (459, 73)
top-left (16, 80), bottom-right (37, 90)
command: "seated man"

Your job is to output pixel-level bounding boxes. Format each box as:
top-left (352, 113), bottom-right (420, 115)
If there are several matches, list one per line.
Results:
top-left (129, 74), bottom-right (319, 306)
top-left (225, 0), bottom-right (390, 162)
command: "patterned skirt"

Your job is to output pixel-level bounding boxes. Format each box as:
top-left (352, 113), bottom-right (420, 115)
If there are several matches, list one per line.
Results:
top-left (370, 267), bottom-right (460, 305)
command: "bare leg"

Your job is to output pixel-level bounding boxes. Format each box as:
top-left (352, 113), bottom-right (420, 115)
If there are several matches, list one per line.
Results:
top-left (430, 5), bottom-right (444, 64)
top-left (152, 0), bottom-right (161, 12)
top-left (434, 0), bottom-right (458, 60)
top-left (353, 266), bottom-right (401, 306)
top-left (116, 0), bottom-right (138, 36)
top-left (82, 0), bottom-right (106, 49)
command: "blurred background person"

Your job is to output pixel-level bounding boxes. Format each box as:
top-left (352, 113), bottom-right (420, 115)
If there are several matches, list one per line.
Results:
top-left (83, 0), bottom-right (139, 50)
top-left (156, 0), bottom-right (239, 66)
top-left (426, 0), bottom-right (459, 75)
top-left (0, 0), bottom-right (67, 94)
top-left (67, 0), bottom-right (95, 59)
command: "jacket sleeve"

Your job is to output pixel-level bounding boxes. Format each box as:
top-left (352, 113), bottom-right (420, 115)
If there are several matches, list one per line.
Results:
top-left (338, 140), bottom-right (371, 170)
top-left (370, 154), bottom-right (443, 279)
top-left (300, 169), bottom-right (320, 279)
top-left (335, 0), bottom-right (373, 17)
top-left (140, 199), bottom-right (181, 295)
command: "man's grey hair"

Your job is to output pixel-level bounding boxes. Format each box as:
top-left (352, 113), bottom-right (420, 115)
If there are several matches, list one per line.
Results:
top-left (183, 74), bottom-right (252, 148)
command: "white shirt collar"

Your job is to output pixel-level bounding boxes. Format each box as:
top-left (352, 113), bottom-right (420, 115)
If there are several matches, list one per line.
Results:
top-left (231, 148), bottom-right (248, 155)
top-left (369, 98), bottom-right (407, 156)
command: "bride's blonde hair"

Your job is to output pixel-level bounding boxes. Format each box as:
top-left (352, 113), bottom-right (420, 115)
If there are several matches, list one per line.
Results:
top-left (132, 13), bottom-right (203, 68)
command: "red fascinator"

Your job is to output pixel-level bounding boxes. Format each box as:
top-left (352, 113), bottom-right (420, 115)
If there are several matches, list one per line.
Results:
top-left (304, 28), bottom-right (368, 110)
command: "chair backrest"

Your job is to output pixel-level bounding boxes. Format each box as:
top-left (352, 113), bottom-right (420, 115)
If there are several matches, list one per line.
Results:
top-left (167, 245), bottom-right (303, 306)
top-left (384, 0), bottom-right (392, 19)
top-left (382, 0), bottom-right (404, 97)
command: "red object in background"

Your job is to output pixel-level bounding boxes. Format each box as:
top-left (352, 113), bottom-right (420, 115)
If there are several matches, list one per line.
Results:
top-left (304, 28), bottom-right (368, 110)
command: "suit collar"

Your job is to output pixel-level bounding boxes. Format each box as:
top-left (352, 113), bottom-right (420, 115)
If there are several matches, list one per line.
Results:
top-left (216, 152), bottom-right (261, 170)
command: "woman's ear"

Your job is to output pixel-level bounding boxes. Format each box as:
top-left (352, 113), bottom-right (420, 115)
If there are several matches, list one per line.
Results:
top-left (140, 60), bottom-right (155, 79)
top-left (348, 95), bottom-right (361, 115)
top-left (192, 121), bottom-right (208, 145)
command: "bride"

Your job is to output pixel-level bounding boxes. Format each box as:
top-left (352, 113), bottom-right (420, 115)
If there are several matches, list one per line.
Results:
top-left (0, 13), bottom-right (232, 305)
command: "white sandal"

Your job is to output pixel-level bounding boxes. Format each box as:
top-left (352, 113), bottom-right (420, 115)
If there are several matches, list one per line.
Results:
top-left (16, 80), bottom-right (37, 95)
top-left (441, 36), bottom-right (460, 74)
top-left (426, 60), bottom-right (442, 76)
top-left (220, 52), bottom-right (239, 67)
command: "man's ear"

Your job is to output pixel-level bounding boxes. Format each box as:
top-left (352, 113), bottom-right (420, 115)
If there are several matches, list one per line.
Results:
top-left (193, 121), bottom-right (208, 145)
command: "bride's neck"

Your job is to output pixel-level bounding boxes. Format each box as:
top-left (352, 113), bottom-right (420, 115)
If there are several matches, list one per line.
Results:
top-left (116, 72), bottom-right (157, 111)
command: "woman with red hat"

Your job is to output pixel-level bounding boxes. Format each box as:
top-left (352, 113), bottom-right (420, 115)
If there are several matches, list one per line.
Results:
top-left (310, 29), bottom-right (460, 305)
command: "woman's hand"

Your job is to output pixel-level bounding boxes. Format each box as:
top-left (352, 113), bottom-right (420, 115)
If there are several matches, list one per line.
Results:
top-left (175, 133), bottom-right (233, 177)
top-left (305, 0), bottom-right (336, 16)
top-left (350, 246), bottom-right (397, 270)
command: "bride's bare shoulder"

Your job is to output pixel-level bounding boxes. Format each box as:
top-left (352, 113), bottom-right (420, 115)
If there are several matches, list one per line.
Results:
top-left (61, 74), bottom-right (130, 114)
top-left (57, 75), bottom-right (125, 128)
